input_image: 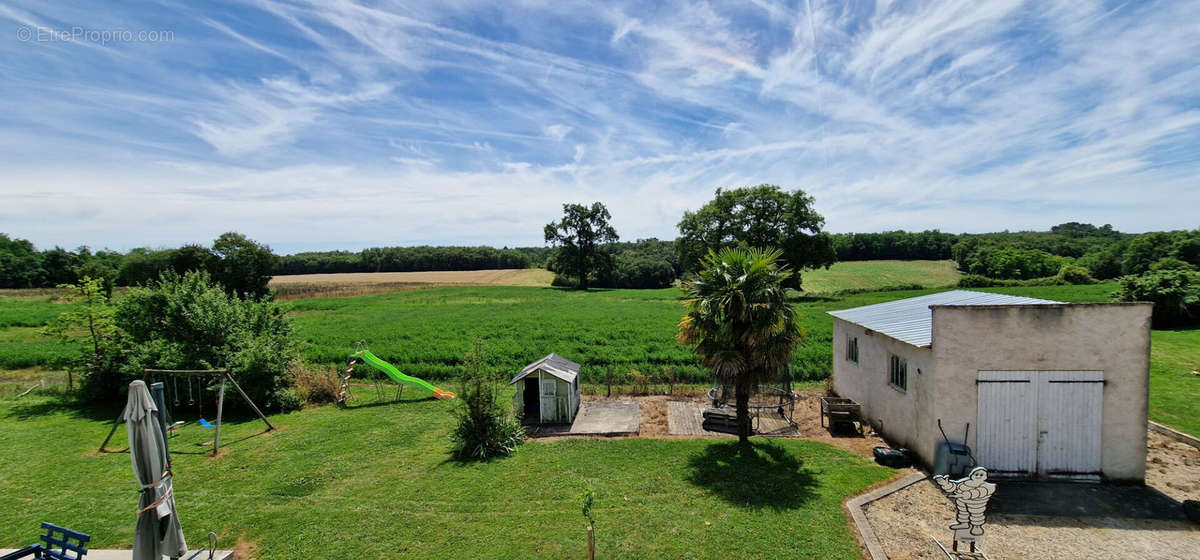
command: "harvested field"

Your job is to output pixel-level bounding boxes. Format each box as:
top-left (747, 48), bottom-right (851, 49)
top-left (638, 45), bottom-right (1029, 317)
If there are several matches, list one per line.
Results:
top-left (269, 268), bottom-right (553, 299)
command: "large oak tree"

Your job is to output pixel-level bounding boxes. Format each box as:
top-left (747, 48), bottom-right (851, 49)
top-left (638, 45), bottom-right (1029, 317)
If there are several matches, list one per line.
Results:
top-left (544, 202), bottom-right (619, 290)
top-left (677, 185), bottom-right (836, 290)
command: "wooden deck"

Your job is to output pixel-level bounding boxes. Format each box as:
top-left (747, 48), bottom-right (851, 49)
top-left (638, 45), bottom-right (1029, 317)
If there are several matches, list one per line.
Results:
top-left (666, 401), bottom-right (797, 437)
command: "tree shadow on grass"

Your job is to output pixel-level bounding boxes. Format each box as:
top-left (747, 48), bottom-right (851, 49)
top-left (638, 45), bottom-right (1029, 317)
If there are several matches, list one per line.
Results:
top-left (3, 397), bottom-right (119, 422)
top-left (686, 440), bottom-right (818, 510)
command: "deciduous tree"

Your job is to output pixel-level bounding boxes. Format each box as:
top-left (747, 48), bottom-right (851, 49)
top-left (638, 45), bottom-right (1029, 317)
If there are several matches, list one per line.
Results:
top-left (544, 202), bottom-right (619, 290)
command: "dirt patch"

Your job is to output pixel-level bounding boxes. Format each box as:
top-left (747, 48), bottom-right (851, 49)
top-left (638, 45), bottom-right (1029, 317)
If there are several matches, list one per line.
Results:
top-left (1146, 430), bottom-right (1200, 502)
top-left (231, 536), bottom-right (256, 560)
top-left (786, 390), bottom-right (890, 457)
top-left (578, 389), bottom-right (893, 458)
top-left (865, 478), bottom-right (1200, 560)
top-left (863, 432), bottom-right (1200, 560)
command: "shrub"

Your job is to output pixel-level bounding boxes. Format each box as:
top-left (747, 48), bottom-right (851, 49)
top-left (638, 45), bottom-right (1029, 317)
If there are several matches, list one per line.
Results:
top-left (958, 275), bottom-right (1007, 288)
top-left (113, 271), bottom-right (300, 410)
top-left (1149, 257), bottom-right (1198, 273)
top-left (1114, 269), bottom-right (1200, 328)
top-left (292, 364), bottom-right (343, 406)
top-left (450, 340), bottom-right (524, 460)
top-left (630, 370), bottom-right (649, 395)
top-left (39, 277), bottom-right (126, 399)
top-left (1055, 263), bottom-right (1096, 285)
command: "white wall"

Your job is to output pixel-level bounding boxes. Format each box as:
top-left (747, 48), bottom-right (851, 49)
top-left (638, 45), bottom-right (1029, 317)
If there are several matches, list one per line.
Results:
top-left (930, 303), bottom-right (1152, 482)
top-left (832, 317), bottom-right (936, 460)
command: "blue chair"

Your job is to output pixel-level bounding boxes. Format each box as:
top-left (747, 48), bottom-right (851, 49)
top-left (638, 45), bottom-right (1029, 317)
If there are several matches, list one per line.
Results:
top-left (0, 523), bottom-right (89, 560)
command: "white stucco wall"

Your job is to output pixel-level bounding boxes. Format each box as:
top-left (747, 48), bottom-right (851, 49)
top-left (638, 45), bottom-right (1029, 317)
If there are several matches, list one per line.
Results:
top-left (930, 303), bottom-right (1152, 481)
top-left (832, 317), bottom-right (935, 458)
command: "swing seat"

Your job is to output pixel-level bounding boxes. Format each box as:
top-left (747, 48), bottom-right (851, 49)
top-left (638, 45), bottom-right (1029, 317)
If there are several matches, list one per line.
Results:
top-left (198, 418), bottom-right (215, 428)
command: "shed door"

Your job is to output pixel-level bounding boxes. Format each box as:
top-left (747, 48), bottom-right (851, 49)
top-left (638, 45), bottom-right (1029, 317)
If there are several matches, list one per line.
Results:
top-left (977, 370), bottom-right (1103, 479)
top-left (1037, 371), bottom-right (1103, 477)
top-left (540, 377), bottom-right (557, 422)
top-left (977, 371), bottom-right (1038, 476)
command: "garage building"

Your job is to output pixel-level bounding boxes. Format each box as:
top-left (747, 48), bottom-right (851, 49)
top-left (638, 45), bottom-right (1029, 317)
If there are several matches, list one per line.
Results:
top-left (829, 290), bottom-right (1152, 482)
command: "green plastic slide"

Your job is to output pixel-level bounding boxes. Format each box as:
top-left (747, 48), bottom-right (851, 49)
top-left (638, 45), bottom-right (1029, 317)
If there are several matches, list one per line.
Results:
top-left (352, 350), bottom-right (454, 399)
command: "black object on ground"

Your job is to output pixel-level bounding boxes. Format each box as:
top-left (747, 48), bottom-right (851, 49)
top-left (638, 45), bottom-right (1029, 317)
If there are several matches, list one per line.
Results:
top-left (873, 446), bottom-right (913, 468)
top-left (1184, 500), bottom-right (1200, 524)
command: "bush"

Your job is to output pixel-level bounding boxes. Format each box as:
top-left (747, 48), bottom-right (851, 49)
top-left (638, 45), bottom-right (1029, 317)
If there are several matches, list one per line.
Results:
top-left (1114, 269), bottom-right (1200, 328)
top-left (1055, 263), bottom-right (1096, 285)
top-left (450, 340), bottom-right (524, 460)
top-left (292, 364), bottom-right (343, 406)
top-left (1149, 257), bottom-right (1198, 273)
top-left (112, 271), bottom-right (300, 410)
top-left (630, 370), bottom-right (649, 395)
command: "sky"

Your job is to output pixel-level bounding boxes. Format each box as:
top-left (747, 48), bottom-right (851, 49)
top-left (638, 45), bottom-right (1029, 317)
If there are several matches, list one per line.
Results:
top-left (1, 0), bottom-right (1197, 254)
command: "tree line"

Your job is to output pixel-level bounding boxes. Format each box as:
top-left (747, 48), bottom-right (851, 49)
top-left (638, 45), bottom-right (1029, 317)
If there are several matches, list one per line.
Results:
top-left (279, 246), bottom-right (534, 275)
top-left (0, 232), bottom-right (277, 298)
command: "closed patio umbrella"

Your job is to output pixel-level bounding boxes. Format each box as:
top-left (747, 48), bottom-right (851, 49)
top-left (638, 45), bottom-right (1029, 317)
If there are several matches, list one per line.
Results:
top-left (125, 380), bottom-right (187, 560)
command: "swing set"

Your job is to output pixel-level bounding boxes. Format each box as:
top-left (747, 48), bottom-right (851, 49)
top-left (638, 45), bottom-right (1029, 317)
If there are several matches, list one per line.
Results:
top-left (99, 369), bottom-right (275, 457)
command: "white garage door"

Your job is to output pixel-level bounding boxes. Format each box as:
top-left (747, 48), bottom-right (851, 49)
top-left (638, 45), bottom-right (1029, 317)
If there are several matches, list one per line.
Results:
top-left (977, 370), bottom-right (1104, 479)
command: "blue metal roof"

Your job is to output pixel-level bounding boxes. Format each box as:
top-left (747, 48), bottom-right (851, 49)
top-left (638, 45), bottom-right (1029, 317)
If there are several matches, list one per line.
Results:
top-left (827, 290), bottom-right (1060, 347)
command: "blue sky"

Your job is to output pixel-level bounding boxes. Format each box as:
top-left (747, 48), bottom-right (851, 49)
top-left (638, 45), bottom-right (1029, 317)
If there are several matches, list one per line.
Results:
top-left (1, 0), bottom-right (1197, 254)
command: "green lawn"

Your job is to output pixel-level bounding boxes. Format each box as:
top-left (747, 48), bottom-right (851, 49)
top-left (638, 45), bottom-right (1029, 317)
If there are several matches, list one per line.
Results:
top-left (0, 393), bottom-right (891, 559)
top-left (799, 260), bottom-right (961, 294)
top-left (1147, 328), bottom-right (1200, 436)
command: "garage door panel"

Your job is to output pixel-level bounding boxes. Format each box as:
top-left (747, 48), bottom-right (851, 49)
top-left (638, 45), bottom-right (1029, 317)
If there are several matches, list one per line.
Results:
top-left (1038, 371), bottom-right (1103, 477)
top-left (977, 371), bottom-right (1037, 475)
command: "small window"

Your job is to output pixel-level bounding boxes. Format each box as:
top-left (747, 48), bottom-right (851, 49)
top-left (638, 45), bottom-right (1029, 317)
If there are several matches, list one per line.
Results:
top-left (889, 354), bottom-right (907, 391)
top-left (846, 336), bottom-right (859, 363)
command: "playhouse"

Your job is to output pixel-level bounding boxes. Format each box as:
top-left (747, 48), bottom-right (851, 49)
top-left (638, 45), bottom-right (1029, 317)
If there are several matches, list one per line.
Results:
top-left (510, 353), bottom-right (581, 424)
top-left (829, 290), bottom-right (1152, 482)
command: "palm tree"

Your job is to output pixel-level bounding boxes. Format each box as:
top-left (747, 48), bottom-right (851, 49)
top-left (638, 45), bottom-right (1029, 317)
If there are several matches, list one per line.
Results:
top-left (677, 247), bottom-right (803, 446)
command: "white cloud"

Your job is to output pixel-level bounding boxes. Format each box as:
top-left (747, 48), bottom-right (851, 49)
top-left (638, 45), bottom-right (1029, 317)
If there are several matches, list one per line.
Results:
top-left (0, 0), bottom-right (1197, 252)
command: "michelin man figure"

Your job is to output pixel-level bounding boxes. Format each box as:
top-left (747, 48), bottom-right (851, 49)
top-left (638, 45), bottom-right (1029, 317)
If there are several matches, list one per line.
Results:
top-left (933, 467), bottom-right (996, 537)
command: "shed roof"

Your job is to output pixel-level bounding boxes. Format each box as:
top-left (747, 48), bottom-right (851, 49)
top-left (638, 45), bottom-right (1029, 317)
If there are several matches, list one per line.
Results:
top-left (827, 290), bottom-right (1060, 348)
top-left (510, 353), bottom-right (581, 385)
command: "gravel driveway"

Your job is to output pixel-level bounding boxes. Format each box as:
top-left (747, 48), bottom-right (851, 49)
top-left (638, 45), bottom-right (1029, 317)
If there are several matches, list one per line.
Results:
top-left (863, 431), bottom-right (1199, 560)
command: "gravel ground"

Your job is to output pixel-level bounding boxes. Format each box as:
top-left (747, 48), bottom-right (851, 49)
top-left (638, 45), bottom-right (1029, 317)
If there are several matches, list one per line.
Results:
top-left (864, 433), bottom-right (1200, 560)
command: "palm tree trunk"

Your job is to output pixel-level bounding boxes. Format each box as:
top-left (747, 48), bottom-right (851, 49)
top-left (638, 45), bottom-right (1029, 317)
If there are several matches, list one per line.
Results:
top-left (735, 376), bottom-right (751, 446)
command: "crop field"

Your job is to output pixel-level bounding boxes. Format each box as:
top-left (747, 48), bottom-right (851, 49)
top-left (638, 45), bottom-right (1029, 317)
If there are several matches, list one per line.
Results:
top-left (268, 268), bottom-right (554, 300)
top-left (2, 278), bottom-right (1195, 434)
top-left (799, 260), bottom-right (961, 294)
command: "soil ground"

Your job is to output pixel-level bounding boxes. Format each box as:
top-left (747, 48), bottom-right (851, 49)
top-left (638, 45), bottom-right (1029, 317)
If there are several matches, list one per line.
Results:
top-left (864, 431), bottom-right (1200, 560)
top-left (580, 388), bottom-right (889, 456)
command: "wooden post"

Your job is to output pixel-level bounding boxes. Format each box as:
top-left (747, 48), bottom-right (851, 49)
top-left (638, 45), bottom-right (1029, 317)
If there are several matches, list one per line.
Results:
top-left (98, 411), bottom-right (124, 452)
top-left (224, 371), bottom-right (275, 431)
top-left (587, 525), bottom-right (594, 560)
top-left (212, 375), bottom-right (226, 457)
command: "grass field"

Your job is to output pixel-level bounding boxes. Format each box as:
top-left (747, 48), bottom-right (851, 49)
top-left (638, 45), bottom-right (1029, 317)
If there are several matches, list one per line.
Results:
top-left (799, 260), bottom-right (961, 294)
top-left (269, 268), bottom-right (554, 300)
top-left (0, 392), bottom-right (891, 558)
top-left (1, 273), bottom-right (1195, 434)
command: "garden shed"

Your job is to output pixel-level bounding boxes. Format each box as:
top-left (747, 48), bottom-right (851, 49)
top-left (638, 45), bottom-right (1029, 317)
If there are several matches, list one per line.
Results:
top-left (510, 353), bottom-right (581, 424)
top-left (829, 290), bottom-right (1152, 482)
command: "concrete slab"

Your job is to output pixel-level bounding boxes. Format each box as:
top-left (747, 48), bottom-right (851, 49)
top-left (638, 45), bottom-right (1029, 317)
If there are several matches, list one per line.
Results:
top-left (568, 401), bottom-right (639, 435)
top-left (989, 481), bottom-right (1187, 521)
top-left (0, 549), bottom-right (233, 560)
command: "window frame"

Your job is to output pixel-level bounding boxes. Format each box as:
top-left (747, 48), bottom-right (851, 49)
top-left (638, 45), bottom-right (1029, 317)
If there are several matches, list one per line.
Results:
top-left (846, 335), bottom-right (859, 364)
top-left (889, 354), bottom-right (908, 392)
